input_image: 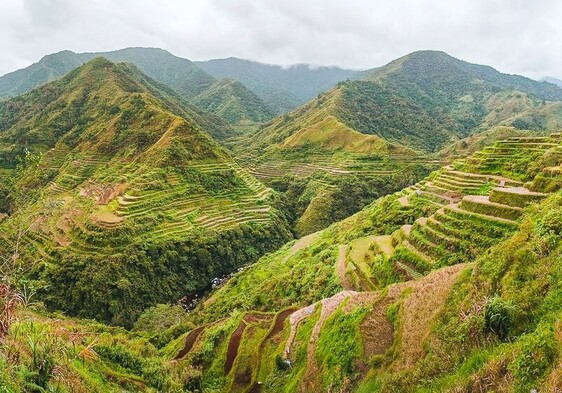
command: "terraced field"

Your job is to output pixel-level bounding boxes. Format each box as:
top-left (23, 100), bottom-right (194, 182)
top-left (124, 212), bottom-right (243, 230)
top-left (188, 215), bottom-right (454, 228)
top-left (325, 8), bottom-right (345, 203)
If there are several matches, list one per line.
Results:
top-left (341, 134), bottom-right (560, 284)
top-left (12, 145), bottom-right (280, 260)
top-left (245, 152), bottom-right (444, 182)
top-left (171, 133), bottom-right (562, 392)
top-left (456, 133), bottom-right (562, 179)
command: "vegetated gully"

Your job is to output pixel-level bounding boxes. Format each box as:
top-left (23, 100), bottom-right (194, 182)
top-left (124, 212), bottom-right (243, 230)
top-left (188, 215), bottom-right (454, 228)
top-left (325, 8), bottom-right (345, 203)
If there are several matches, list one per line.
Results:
top-left (176, 259), bottom-right (257, 311)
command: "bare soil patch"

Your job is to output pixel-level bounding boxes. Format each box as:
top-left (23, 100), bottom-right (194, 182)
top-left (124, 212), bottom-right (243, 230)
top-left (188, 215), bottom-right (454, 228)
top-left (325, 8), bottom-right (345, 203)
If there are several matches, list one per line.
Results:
top-left (224, 320), bottom-right (248, 375)
top-left (174, 326), bottom-right (205, 360)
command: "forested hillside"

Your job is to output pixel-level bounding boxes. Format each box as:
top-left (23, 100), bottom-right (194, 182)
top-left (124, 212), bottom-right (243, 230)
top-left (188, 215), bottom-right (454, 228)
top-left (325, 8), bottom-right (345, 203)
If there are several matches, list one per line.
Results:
top-left (196, 57), bottom-right (360, 113)
top-left (0, 58), bottom-right (292, 327)
top-left (0, 48), bottom-right (276, 132)
top-left (244, 51), bottom-right (562, 153)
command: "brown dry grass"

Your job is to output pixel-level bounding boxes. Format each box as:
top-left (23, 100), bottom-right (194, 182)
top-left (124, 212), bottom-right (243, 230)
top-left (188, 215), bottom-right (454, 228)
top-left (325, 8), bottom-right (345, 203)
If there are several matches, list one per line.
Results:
top-left (393, 263), bottom-right (471, 369)
top-left (336, 245), bottom-right (354, 291)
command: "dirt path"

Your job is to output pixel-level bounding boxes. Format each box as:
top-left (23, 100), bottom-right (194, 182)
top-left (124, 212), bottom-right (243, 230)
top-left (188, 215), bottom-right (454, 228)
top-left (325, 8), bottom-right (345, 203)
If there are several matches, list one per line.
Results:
top-left (284, 304), bottom-right (317, 358)
top-left (174, 326), bottom-right (205, 360)
top-left (290, 232), bottom-right (321, 254)
top-left (336, 245), bottom-right (354, 291)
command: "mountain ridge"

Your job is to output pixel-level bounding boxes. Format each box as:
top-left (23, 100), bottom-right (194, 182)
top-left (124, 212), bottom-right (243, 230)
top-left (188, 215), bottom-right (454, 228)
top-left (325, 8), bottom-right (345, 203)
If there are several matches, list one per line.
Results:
top-left (245, 50), bottom-right (562, 153)
top-left (0, 58), bottom-right (293, 326)
top-left (0, 48), bottom-right (276, 133)
top-left (197, 56), bottom-right (361, 112)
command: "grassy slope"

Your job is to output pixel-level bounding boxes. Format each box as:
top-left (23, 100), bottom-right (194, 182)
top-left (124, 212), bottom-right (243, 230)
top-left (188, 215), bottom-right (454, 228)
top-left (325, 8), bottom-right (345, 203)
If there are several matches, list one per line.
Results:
top-left (281, 115), bottom-right (390, 154)
top-left (0, 58), bottom-right (292, 326)
top-left (157, 132), bottom-right (562, 391)
top-left (242, 83), bottom-right (418, 156)
top-left (437, 126), bottom-right (551, 159)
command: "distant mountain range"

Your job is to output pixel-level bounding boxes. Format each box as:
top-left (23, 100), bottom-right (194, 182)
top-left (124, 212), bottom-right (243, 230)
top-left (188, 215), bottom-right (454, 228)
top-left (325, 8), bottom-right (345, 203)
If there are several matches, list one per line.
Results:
top-left (0, 48), bottom-right (358, 131)
top-left (196, 57), bottom-right (360, 113)
top-left (2, 48), bottom-right (562, 153)
top-left (247, 50), bottom-right (562, 153)
top-left (542, 76), bottom-right (562, 88)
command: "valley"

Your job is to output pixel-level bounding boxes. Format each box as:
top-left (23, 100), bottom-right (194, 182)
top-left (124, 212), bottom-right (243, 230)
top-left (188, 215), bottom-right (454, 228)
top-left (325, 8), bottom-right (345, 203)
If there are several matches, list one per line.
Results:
top-left (0, 45), bottom-right (561, 393)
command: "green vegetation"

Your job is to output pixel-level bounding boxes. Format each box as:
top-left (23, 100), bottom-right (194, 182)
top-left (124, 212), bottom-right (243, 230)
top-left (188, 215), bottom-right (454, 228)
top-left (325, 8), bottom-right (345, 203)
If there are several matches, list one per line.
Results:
top-left (0, 47), bottom-right (276, 134)
top-left (149, 132), bottom-right (561, 391)
top-left (0, 58), bottom-right (292, 326)
top-left (1, 47), bottom-right (562, 393)
top-left (190, 78), bottom-right (275, 131)
top-left (242, 50), bottom-right (562, 154)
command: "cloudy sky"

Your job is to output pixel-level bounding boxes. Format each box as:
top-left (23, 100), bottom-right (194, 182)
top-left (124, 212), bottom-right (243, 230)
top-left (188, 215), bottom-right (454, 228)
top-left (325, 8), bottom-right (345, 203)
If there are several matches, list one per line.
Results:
top-left (1, 0), bottom-right (561, 79)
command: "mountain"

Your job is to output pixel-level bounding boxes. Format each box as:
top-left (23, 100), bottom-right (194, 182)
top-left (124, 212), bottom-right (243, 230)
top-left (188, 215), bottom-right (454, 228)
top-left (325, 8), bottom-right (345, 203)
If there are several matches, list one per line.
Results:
top-left (0, 48), bottom-right (214, 100)
top-left (0, 58), bottom-right (292, 326)
top-left (190, 78), bottom-right (276, 132)
top-left (0, 48), bottom-right (276, 133)
top-left (6, 132), bottom-right (558, 391)
top-left (196, 57), bottom-right (361, 113)
top-left (155, 132), bottom-right (562, 392)
top-left (250, 79), bottom-right (453, 152)
top-left (246, 50), bottom-right (562, 153)
top-left (543, 76), bottom-right (562, 88)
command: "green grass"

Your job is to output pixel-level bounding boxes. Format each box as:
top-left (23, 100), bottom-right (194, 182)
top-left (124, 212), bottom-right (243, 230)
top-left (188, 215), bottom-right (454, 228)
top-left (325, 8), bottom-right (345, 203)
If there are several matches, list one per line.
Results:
top-left (315, 304), bottom-right (370, 391)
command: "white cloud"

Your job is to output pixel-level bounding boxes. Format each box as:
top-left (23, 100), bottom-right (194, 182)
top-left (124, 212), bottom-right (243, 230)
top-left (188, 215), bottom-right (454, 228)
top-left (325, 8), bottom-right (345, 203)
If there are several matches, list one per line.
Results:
top-left (0, 0), bottom-right (561, 79)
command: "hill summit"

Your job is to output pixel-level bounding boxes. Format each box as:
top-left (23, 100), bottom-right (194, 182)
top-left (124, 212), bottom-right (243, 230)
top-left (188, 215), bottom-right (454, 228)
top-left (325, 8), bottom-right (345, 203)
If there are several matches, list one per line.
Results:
top-left (0, 58), bottom-right (292, 326)
top-left (246, 50), bottom-right (562, 153)
top-left (0, 48), bottom-right (278, 133)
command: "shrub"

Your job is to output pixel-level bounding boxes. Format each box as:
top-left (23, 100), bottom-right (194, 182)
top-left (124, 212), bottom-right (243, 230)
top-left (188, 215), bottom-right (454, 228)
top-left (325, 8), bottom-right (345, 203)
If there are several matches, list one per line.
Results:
top-left (484, 296), bottom-right (516, 341)
top-left (275, 354), bottom-right (290, 371)
top-left (509, 323), bottom-right (556, 391)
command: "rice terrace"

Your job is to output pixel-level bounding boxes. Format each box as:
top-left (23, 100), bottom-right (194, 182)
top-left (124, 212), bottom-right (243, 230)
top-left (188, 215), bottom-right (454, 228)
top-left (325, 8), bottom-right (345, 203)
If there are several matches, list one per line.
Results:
top-left (0, 1), bottom-right (561, 392)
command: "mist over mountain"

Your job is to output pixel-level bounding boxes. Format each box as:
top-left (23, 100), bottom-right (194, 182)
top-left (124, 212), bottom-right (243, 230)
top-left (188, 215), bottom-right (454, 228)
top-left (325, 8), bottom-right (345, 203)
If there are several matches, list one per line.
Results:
top-left (196, 57), bottom-right (360, 113)
top-left (543, 76), bottom-right (562, 88)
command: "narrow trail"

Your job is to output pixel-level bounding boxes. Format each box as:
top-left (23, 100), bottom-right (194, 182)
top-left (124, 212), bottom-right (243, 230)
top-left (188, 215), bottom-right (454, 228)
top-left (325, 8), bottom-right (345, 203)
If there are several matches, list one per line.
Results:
top-left (284, 304), bottom-right (317, 358)
top-left (336, 245), bottom-right (354, 291)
